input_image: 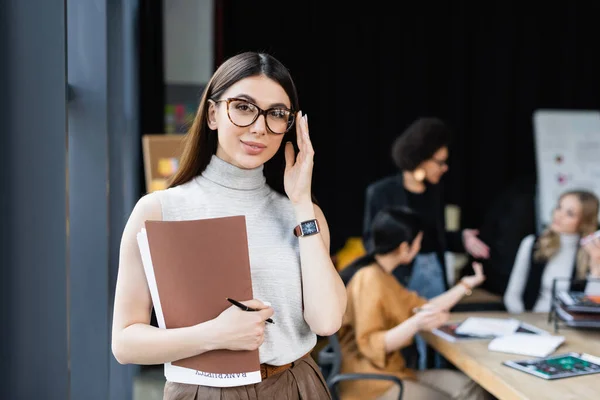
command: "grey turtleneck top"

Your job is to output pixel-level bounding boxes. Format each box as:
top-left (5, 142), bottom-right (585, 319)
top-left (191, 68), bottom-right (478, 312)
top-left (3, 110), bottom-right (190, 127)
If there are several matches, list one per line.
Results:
top-left (154, 155), bottom-right (316, 365)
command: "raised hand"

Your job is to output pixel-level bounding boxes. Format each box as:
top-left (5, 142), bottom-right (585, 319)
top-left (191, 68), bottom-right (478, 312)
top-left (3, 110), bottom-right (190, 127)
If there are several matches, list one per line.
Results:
top-left (582, 235), bottom-right (600, 277)
top-left (463, 229), bottom-right (490, 259)
top-left (212, 299), bottom-right (274, 351)
top-left (461, 262), bottom-right (486, 289)
top-left (284, 112), bottom-right (314, 205)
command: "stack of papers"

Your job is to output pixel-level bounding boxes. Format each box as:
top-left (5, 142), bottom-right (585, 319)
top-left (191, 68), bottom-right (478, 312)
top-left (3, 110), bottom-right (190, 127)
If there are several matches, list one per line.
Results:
top-left (455, 317), bottom-right (521, 337)
top-left (489, 333), bottom-right (565, 357)
top-left (558, 290), bottom-right (600, 313)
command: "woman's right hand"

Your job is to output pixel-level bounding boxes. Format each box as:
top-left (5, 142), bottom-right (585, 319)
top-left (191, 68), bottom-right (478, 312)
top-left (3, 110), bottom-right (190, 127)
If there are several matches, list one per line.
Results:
top-left (582, 235), bottom-right (600, 277)
top-left (461, 262), bottom-right (486, 289)
top-left (211, 299), bottom-right (274, 351)
top-left (411, 305), bottom-right (449, 331)
top-left (463, 229), bottom-right (490, 259)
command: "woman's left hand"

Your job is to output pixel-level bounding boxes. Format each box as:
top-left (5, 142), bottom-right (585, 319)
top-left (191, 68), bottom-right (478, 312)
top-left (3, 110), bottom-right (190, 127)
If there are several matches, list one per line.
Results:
top-left (461, 262), bottom-right (486, 289)
top-left (284, 111), bottom-right (314, 205)
top-left (463, 229), bottom-right (490, 259)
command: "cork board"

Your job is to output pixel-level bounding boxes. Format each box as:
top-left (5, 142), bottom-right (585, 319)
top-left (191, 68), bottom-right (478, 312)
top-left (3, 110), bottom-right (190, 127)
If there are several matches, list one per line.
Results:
top-left (142, 134), bottom-right (186, 193)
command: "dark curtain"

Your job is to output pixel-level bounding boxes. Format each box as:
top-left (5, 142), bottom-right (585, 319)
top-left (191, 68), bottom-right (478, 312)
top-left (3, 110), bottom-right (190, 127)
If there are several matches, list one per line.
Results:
top-left (138, 0), bottom-right (164, 332)
top-left (138, 0), bottom-right (165, 195)
top-left (218, 2), bottom-right (600, 254)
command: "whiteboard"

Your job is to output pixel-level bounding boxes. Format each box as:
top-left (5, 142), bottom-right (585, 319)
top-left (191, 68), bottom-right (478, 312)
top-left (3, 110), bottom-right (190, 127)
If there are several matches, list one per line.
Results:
top-left (533, 109), bottom-right (600, 231)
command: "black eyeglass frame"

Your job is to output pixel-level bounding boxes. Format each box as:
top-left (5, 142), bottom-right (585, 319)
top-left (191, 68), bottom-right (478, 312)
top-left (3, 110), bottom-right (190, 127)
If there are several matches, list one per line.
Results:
top-left (211, 97), bottom-right (296, 135)
top-left (431, 158), bottom-right (448, 167)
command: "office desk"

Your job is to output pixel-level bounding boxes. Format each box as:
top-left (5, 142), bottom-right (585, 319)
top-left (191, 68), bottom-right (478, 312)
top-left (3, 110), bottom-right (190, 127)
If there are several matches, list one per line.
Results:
top-left (421, 311), bottom-right (600, 400)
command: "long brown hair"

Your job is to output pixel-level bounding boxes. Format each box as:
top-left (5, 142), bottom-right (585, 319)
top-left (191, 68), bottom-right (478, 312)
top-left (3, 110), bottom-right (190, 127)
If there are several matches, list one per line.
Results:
top-left (168, 52), bottom-right (300, 196)
top-left (534, 190), bottom-right (600, 278)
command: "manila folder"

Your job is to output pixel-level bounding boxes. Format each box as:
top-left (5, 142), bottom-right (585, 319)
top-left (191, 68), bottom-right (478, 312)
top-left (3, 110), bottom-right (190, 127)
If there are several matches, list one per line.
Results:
top-left (138, 215), bottom-right (260, 386)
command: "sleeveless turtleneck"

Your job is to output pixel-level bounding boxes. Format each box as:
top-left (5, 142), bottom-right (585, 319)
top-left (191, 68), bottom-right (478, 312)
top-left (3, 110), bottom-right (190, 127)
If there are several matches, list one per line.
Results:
top-left (155, 155), bottom-right (316, 365)
top-left (504, 232), bottom-right (580, 313)
top-left (533, 232), bottom-right (580, 311)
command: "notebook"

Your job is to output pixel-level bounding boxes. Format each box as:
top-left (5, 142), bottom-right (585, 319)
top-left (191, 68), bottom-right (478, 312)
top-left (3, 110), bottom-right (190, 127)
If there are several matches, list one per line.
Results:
top-left (433, 320), bottom-right (549, 342)
top-left (503, 352), bottom-right (600, 380)
top-left (488, 332), bottom-right (565, 357)
top-left (137, 216), bottom-right (261, 387)
top-left (454, 317), bottom-right (521, 337)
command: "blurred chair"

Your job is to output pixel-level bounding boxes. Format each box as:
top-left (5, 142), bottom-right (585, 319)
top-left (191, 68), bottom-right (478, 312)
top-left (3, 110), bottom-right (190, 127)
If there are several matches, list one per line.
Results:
top-left (455, 175), bottom-right (537, 312)
top-left (319, 255), bottom-right (405, 399)
top-left (334, 237), bottom-right (366, 272)
top-left (319, 333), bottom-right (404, 400)
top-left (458, 174), bottom-right (536, 296)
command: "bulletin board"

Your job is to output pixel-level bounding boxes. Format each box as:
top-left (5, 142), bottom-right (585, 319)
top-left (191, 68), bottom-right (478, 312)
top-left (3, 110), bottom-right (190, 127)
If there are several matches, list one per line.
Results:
top-left (533, 109), bottom-right (600, 231)
top-left (142, 134), bottom-right (186, 193)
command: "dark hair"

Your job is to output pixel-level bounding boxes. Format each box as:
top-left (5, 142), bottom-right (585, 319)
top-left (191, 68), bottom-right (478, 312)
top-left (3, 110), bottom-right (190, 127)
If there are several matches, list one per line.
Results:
top-left (168, 51), bottom-right (299, 196)
top-left (340, 206), bottom-right (422, 285)
top-left (391, 117), bottom-right (452, 171)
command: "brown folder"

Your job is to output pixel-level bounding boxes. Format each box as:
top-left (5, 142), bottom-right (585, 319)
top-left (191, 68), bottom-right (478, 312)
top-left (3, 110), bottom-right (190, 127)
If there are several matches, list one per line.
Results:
top-left (144, 215), bottom-right (259, 374)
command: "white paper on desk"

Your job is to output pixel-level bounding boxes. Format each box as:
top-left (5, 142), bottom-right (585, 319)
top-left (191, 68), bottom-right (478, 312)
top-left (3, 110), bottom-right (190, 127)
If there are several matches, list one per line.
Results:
top-left (455, 317), bottom-right (520, 337)
top-left (488, 333), bottom-right (565, 357)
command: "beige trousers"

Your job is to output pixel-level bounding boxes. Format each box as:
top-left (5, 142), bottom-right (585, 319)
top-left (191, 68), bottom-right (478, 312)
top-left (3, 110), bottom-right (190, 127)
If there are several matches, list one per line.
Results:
top-left (377, 369), bottom-right (490, 400)
top-left (163, 356), bottom-right (331, 400)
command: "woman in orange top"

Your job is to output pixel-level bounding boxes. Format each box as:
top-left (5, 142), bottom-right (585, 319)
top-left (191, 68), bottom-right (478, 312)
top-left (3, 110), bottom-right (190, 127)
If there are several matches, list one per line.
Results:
top-left (338, 207), bottom-right (490, 400)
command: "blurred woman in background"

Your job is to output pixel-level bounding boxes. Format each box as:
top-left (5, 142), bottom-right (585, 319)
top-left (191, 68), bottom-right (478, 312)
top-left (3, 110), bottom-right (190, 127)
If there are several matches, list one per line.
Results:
top-left (363, 117), bottom-right (490, 369)
top-left (339, 206), bottom-right (490, 400)
top-left (504, 190), bottom-right (599, 313)
top-left (363, 117), bottom-right (489, 299)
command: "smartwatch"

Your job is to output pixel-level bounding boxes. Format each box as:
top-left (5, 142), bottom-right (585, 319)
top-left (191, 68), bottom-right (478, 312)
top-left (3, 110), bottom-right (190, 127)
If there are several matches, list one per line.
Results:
top-left (293, 219), bottom-right (320, 237)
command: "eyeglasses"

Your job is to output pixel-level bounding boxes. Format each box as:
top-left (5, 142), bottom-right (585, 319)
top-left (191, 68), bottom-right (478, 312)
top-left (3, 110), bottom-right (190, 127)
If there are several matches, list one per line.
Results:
top-left (431, 158), bottom-right (448, 167)
top-left (211, 97), bottom-right (295, 135)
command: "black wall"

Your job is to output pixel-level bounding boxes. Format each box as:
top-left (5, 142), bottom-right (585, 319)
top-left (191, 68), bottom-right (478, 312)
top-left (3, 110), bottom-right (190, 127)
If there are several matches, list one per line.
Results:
top-left (217, 2), bottom-right (600, 252)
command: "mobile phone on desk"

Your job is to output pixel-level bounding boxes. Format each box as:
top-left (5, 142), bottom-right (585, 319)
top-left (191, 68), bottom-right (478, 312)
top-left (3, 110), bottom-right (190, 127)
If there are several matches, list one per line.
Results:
top-left (581, 230), bottom-right (600, 246)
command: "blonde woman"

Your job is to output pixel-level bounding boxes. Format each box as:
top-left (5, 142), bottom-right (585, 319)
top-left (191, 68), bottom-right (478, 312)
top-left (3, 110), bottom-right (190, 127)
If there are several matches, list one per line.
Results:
top-left (504, 190), bottom-right (599, 313)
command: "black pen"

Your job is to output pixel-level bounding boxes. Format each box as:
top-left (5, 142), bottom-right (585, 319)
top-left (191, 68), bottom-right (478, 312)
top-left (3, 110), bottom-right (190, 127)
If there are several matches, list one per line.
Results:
top-left (226, 297), bottom-right (274, 324)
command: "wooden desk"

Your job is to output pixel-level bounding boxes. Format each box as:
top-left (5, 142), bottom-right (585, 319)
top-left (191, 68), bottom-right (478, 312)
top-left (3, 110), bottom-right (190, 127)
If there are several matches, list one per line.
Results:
top-left (421, 311), bottom-right (600, 400)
